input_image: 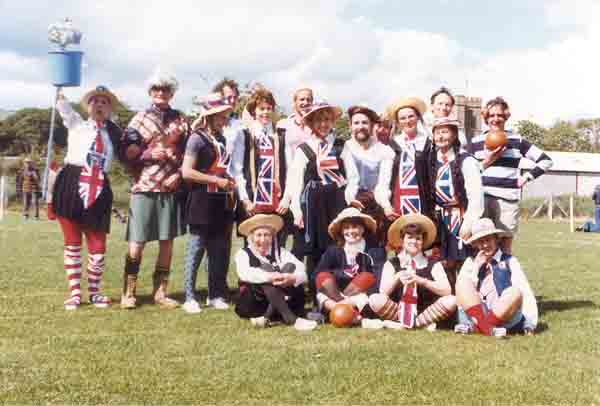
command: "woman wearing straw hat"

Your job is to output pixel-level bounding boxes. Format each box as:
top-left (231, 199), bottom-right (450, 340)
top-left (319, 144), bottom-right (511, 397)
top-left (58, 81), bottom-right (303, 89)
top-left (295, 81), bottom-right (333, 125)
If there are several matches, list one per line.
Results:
top-left (314, 208), bottom-right (385, 324)
top-left (454, 218), bottom-right (537, 337)
top-left (234, 88), bottom-right (292, 240)
top-left (53, 85), bottom-right (125, 310)
top-left (234, 214), bottom-right (317, 331)
top-left (179, 93), bottom-right (237, 314)
top-left (368, 214), bottom-right (457, 330)
top-left (287, 101), bottom-right (347, 304)
top-left (120, 70), bottom-right (188, 310)
top-left (428, 117), bottom-right (483, 272)
top-left (374, 97), bottom-right (434, 224)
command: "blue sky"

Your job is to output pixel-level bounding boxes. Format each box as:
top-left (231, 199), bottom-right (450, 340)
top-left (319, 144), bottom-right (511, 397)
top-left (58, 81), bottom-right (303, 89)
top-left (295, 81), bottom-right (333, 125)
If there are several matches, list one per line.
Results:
top-left (0, 0), bottom-right (598, 124)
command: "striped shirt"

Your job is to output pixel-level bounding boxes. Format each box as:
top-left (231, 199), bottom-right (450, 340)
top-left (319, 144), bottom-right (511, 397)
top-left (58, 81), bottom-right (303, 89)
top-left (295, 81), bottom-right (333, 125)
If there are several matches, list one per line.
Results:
top-left (470, 129), bottom-right (552, 201)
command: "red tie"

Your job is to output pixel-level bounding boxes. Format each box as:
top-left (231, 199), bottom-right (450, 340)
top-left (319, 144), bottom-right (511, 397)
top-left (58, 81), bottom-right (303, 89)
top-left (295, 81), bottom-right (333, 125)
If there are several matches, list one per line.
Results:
top-left (78, 122), bottom-right (106, 209)
top-left (399, 259), bottom-right (418, 328)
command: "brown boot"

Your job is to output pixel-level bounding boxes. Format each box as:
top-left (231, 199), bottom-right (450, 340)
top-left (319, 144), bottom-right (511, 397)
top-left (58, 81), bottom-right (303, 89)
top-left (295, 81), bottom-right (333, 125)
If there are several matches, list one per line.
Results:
top-left (120, 255), bottom-right (139, 309)
top-left (152, 267), bottom-right (179, 309)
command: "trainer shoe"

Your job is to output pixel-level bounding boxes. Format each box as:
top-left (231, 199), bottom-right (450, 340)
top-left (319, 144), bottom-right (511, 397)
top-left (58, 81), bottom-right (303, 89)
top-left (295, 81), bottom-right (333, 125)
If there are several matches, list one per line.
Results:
top-left (293, 318), bottom-right (317, 331)
top-left (90, 294), bottom-right (111, 309)
top-left (206, 297), bottom-right (229, 310)
top-left (361, 319), bottom-right (384, 329)
top-left (383, 320), bottom-right (406, 330)
top-left (250, 316), bottom-right (270, 328)
top-left (306, 310), bottom-right (325, 323)
top-left (64, 296), bottom-right (81, 311)
top-left (425, 323), bottom-right (437, 332)
top-left (182, 299), bottom-right (202, 314)
top-left (454, 323), bottom-right (473, 335)
top-left (491, 327), bottom-right (508, 338)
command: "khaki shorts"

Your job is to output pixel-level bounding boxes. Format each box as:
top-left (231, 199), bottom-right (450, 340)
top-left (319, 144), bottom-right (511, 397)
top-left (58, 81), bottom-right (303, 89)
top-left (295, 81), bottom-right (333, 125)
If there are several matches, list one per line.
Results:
top-left (483, 195), bottom-right (519, 236)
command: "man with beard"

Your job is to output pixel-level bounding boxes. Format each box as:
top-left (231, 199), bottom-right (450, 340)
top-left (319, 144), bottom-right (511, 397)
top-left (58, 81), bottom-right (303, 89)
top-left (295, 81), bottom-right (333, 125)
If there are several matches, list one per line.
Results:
top-left (341, 106), bottom-right (395, 245)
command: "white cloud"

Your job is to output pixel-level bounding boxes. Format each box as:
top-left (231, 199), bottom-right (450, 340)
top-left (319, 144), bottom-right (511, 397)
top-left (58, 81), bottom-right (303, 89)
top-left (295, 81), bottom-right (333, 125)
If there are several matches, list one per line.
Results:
top-left (0, 0), bottom-right (598, 125)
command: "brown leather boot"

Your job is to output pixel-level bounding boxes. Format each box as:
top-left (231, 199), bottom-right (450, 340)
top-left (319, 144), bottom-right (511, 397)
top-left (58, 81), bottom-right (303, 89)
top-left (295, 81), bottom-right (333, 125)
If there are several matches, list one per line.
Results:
top-left (152, 267), bottom-right (179, 309)
top-left (120, 255), bottom-right (139, 309)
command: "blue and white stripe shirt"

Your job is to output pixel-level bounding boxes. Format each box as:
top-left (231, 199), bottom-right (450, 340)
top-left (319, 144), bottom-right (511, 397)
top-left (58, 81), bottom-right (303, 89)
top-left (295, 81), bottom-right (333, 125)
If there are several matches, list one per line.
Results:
top-left (470, 129), bottom-right (552, 201)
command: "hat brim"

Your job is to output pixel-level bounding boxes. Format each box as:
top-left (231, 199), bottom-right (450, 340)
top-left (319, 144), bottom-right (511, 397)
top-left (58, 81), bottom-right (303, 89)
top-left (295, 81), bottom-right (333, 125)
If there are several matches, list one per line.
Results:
top-left (387, 214), bottom-right (437, 250)
top-left (238, 214), bottom-right (284, 237)
top-left (303, 105), bottom-right (342, 123)
top-left (465, 228), bottom-right (509, 245)
top-left (328, 212), bottom-right (377, 240)
top-left (81, 88), bottom-right (119, 110)
top-left (385, 97), bottom-right (427, 121)
top-left (347, 106), bottom-right (380, 124)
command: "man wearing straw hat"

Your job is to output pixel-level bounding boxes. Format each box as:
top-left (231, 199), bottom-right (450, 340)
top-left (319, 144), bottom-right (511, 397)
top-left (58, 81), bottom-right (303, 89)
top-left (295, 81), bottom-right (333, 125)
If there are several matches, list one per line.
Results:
top-left (180, 93), bottom-right (237, 313)
top-left (341, 105), bottom-right (395, 244)
top-left (455, 218), bottom-right (538, 337)
top-left (234, 213), bottom-right (317, 331)
top-left (375, 97), bottom-right (434, 223)
top-left (368, 214), bottom-right (457, 330)
top-left (120, 70), bottom-right (187, 310)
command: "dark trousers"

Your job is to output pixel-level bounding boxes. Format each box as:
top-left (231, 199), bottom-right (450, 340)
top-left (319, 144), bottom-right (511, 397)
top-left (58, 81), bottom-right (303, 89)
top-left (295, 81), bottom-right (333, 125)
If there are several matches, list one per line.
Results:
top-left (23, 192), bottom-right (39, 219)
top-left (185, 222), bottom-right (233, 301)
top-left (235, 282), bottom-right (305, 324)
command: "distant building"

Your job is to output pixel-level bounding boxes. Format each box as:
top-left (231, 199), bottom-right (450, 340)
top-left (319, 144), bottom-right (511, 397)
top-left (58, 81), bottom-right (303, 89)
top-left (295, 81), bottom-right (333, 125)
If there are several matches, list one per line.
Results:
top-left (520, 151), bottom-right (600, 198)
top-left (454, 95), bottom-right (482, 147)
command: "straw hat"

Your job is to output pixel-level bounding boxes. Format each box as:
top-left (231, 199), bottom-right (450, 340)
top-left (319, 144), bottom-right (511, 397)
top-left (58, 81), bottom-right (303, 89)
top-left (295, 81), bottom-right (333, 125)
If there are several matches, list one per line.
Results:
top-left (387, 214), bottom-right (437, 250)
top-left (431, 117), bottom-right (461, 132)
top-left (238, 214), bottom-right (284, 237)
top-left (385, 97), bottom-right (427, 121)
top-left (347, 105), bottom-right (380, 124)
top-left (80, 85), bottom-right (118, 110)
top-left (465, 218), bottom-right (508, 245)
top-left (302, 101), bottom-right (342, 123)
top-left (191, 93), bottom-right (234, 130)
top-left (328, 207), bottom-right (377, 240)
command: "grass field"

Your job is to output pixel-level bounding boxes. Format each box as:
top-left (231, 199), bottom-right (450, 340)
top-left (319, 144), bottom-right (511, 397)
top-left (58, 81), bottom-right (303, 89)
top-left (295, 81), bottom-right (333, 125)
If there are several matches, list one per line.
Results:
top-left (1, 211), bottom-right (599, 405)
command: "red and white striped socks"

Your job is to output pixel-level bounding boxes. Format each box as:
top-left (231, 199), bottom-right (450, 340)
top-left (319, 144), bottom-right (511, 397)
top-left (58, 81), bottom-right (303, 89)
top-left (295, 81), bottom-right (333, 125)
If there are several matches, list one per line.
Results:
top-left (87, 253), bottom-right (110, 307)
top-left (416, 296), bottom-right (456, 327)
top-left (64, 244), bottom-right (82, 309)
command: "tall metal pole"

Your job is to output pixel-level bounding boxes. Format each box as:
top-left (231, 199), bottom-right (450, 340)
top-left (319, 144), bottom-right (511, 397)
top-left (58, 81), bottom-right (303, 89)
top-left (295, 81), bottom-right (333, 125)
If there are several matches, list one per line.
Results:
top-left (42, 86), bottom-right (61, 201)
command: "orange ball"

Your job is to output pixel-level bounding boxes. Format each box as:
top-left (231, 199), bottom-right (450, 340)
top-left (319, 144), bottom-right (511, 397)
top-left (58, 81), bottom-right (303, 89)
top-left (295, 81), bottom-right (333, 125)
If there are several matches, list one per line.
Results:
top-left (329, 303), bottom-right (355, 328)
top-left (485, 130), bottom-right (508, 150)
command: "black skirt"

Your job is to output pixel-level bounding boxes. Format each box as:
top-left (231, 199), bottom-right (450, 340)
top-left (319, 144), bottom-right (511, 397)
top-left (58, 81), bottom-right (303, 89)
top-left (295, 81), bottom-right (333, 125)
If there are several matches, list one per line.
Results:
top-left (302, 182), bottom-right (346, 254)
top-left (185, 188), bottom-right (236, 227)
top-left (52, 164), bottom-right (113, 233)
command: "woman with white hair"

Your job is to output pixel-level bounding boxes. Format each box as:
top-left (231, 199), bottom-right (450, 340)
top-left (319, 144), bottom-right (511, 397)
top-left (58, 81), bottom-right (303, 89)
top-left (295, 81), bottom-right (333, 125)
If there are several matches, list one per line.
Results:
top-left (234, 214), bottom-right (316, 331)
top-left (120, 70), bottom-right (188, 309)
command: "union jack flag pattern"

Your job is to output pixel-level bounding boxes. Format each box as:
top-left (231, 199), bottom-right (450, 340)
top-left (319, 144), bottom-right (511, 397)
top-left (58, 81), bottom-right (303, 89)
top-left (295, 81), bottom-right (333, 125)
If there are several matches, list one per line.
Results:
top-left (393, 146), bottom-right (421, 215)
top-left (254, 134), bottom-right (280, 213)
top-left (206, 137), bottom-right (231, 193)
top-left (435, 161), bottom-right (463, 237)
top-left (78, 127), bottom-right (106, 209)
top-left (398, 260), bottom-right (418, 328)
top-left (317, 141), bottom-right (345, 187)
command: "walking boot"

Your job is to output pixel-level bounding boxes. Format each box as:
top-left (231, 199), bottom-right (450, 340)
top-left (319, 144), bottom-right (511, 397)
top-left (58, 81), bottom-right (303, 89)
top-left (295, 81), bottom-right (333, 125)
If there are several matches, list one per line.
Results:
top-left (121, 255), bottom-right (139, 309)
top-left (152, 267), bottom-right (179, 309)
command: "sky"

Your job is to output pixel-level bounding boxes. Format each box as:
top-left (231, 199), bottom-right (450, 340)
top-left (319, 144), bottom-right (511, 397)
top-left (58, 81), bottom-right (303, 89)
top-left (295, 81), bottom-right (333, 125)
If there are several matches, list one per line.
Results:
top-left (0, 0), bottom-right (598, 125)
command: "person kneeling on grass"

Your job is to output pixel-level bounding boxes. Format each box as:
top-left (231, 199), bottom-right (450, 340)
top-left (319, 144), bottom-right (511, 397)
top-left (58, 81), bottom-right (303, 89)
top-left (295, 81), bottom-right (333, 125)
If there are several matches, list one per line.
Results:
top-left (368, 214), bottom-right (457, 330)
top-left (234, 214), bottom-right (317, 331)
top-left (314, 208), bottom-right (386, 326)
top-left (454, 218), bottom-right (538, 337)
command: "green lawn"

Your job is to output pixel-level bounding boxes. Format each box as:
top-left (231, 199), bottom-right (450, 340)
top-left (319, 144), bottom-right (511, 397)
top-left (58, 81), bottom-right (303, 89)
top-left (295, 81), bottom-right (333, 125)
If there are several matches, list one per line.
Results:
top-left (1, 212), bottom-right (599, 405)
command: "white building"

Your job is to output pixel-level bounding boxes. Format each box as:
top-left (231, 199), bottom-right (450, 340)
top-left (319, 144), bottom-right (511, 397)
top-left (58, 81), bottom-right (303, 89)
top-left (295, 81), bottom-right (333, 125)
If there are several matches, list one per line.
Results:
top-left (520, 151), bottom-right (600, 199)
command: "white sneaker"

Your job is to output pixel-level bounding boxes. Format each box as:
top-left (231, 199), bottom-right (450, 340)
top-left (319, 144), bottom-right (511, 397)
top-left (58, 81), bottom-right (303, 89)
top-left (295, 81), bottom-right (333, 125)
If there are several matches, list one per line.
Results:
top-left (182, 300), bottom-right (202, 314)
top-left (361, 319), bottom-right (384, 329)
top-left (306, 310), bottom-right (325, 323)
top-left (294, 317), bottom-right (317, 331)
top-left (454, 323), bottom-right (473, 335)
top-left (491, 327), bottom-right (508, 338)
top-left (383, 320), bottom-right (406, 330)
top-left (206, 297), bottom-right (229, 310)
top-left (250, 316), bottom-right (269, 328)
top-left (425, 323), bottom-right (437, 332)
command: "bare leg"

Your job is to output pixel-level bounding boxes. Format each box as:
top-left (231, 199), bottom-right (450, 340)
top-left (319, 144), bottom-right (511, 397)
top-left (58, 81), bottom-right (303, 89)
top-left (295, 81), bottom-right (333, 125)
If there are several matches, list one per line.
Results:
top-left (490, 286), bottom-right (522, 321)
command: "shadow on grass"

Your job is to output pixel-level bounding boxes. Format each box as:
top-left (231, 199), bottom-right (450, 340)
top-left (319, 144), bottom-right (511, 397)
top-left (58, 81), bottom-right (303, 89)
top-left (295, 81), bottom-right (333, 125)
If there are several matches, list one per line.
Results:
top-left (537, 296), bottom-right (598, 316)
top-left (135, 287), bottom-right (241, 305)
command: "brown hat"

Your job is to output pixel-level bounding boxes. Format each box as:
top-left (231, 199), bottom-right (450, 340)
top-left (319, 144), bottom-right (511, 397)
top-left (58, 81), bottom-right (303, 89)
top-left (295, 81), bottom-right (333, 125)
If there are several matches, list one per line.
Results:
top-left (387, 214), bottom-right (437, 250)
top-left (347, 105), bottom-right (380, 124)
top-left (191, 93), bottom-right (234, 130)
top-left (302, 101), bottom-right (342, 123)
top-left (81, 85), bottom-right (118, 110)
top-left (238, 214), bottom-right (284, 237)
top-left (431, 117), bottom-right (461, 132)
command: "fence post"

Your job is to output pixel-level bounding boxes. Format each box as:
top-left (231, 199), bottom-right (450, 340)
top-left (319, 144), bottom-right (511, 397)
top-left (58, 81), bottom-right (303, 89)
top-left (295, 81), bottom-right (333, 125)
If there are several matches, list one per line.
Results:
top-left (570, 194), bottom-right (574, 233)
top-left (548, 195), bottom-right (553, 220)
top-left (0, 175), bottom-right (5, 221)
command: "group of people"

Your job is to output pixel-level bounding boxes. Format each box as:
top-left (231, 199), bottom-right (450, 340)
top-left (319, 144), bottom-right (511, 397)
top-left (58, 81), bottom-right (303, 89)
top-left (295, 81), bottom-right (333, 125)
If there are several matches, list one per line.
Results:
top-left (49, 71), bottom-right (551, 337)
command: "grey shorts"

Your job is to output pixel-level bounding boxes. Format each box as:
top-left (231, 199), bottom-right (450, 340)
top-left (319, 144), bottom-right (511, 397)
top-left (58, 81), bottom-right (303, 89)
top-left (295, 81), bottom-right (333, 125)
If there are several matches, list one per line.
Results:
top-left (126, 192), bottom-right (185, 242)
top-left (483, 195), bottom-right (519, 236)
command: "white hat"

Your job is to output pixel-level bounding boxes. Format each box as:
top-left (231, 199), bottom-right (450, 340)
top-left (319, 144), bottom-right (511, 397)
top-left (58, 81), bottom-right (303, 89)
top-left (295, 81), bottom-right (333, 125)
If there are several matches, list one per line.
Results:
top-left (238, 214), bottom-right (284, 237)
top-left (466, 218), bottom-right (509, 244)
top-left (328, 207), bottom-right (377, 240)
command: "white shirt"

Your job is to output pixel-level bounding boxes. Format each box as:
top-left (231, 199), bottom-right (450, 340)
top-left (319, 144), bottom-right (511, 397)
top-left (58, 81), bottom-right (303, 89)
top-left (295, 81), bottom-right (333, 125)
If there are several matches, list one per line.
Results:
top-left (458, 249), bottom-right (538, 329)
top-left (56, 98), bottom-right (114, 172)
top-left (234, 246), bottom-right (307, 287)
top-left (379, 250), bottom-right (446, 295)
top-left (341, 137), bottom-right (395, 204)
top-left (277, 113), bottom-right (312, 160)
top-left (287, 132), bottom-right (346, 222)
